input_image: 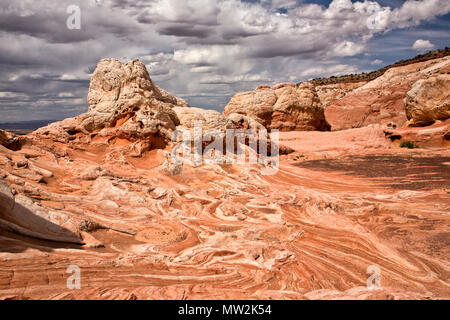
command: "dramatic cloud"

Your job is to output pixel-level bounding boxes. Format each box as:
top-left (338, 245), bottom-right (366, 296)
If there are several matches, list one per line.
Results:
top-left (0, 0), bottom-right (449, 122)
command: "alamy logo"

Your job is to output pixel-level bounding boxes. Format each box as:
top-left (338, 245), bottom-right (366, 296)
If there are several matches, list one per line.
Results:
top-left (366, 265), bottom-right (381, 290)
top-left (366, 4), bottom-right (386, 30)
top-left (66, 5), bottom-right (81, 30)
top-left (171, 121), bottom-right (279, 175)
top-left (66, 265), bottom-right (81, 289)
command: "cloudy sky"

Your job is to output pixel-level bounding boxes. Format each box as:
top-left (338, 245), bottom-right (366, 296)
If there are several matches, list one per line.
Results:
top-left (0, 0), bottom-right (449, 122)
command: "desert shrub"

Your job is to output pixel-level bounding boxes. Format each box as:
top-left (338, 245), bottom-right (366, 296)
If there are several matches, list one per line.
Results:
top-left (400, 141), bottom-right (419, 149)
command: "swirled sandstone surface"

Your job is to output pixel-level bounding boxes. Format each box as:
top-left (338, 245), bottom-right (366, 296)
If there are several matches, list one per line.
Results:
top-left (0, 125), bottom-right (449, 300)
top-left (0, 60), bottom-right (449, 300)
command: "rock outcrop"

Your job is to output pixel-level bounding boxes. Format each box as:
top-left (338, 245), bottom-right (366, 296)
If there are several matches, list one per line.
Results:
top-left (405, 74), bottom-right (450, 126)
top-left (224, 82), bottom-right (330, 132)
top-left (34, 58), bottom-right (246, 147)
top-left (224, 87), bottom-right (277, 127)
top-left (325, 56), bottom-right (450, 130)
top-left (315, 81), bottom-right (367, 108)
top-left (35, 59), bottom-right (189, 144)
top-left (0, 130), bottom-right (24, 151)
top-left (173, 106), bottom-right (234, 132)
top-left (226, 113), bottom-right (266, 131)
top-left (385, 118), bottom-right (450, 148)
top-left (0, 181), bottom-right (82, 243)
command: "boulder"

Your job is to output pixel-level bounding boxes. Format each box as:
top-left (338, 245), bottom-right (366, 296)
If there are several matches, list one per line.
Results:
top-left (405, 74), bottom-right (450, 126)
top-left (224, 87), bottom-right (277, 128)
top-left (271, 82), bottom-right (330, 131)
top-left (223, 82), bottom-right (330, 131)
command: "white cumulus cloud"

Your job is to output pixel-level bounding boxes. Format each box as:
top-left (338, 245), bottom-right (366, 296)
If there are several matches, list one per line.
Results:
top-left (412, 39), bottom-right (435, 51)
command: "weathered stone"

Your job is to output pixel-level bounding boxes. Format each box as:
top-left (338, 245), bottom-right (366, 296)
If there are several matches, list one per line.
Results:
top-left (34, 58), bottom-right (188, 143)
top-left (174, 106), bottom-right (233, 132)
top-left (0, 130), bottom-right (24, 151)
top-left (224, 82), bottom-right (329, 131)
top-left (405, 74), bottom-right (450, 126)
top-left (325, 56), bottom-right (450, 130)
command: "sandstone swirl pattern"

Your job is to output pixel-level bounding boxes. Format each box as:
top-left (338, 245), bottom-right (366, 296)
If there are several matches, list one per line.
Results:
top-left (0, 58), bottom-right (449, 300)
